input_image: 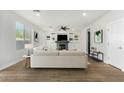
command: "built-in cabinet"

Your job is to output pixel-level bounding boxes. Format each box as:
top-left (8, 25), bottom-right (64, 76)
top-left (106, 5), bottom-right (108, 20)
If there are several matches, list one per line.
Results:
top-left (44, 31), bottom-right (80, 50)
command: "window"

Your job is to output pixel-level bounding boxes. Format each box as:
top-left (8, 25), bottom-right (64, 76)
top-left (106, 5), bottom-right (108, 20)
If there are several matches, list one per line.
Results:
top-left (16, 22), bottom-right (24, 41)
top-left (16, 22), bottom-right (25, 50)
top-left (16, 22), bottom-right (32, 50)
top-left (24, 25), bottom-right (31, 44)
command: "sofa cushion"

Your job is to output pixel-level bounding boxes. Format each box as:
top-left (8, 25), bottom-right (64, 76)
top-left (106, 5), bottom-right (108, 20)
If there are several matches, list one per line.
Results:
top-left (33, 50), bottom-right (58, 56)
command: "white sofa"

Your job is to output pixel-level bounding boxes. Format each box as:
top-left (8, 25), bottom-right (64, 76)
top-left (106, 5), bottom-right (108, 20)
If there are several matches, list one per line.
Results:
top-left (31, 49), bottom-right (88, 68)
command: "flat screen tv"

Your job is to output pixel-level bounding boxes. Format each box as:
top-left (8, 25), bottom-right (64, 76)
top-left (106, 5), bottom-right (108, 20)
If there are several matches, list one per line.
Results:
top-left (57, 35), bottom-right (68, 41)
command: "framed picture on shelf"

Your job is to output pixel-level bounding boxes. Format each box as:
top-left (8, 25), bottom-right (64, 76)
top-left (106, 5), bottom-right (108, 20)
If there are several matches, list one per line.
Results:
top-left (46, 36), bottom-right (50, 40)
top-left (94, 30), bottom-right (103, 43)
top-left (74, 35), bottom-right (78, 38)
top-left (69, 38), bottom-right (73, 41)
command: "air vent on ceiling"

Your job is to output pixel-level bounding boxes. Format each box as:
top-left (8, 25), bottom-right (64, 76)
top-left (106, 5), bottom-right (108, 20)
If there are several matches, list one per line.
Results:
top-left (33, 10), bottom-right (40, 16)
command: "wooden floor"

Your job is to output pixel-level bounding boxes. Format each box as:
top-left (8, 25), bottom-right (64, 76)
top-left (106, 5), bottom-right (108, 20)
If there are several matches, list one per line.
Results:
top-left (0, 58), bottom-right (124, 82)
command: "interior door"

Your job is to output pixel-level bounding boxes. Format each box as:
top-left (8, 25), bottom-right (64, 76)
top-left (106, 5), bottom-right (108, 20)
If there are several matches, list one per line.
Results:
top-left (87, 28), bottom-right (91, 55)
top-left (108, 19), bottom-right (124, 70)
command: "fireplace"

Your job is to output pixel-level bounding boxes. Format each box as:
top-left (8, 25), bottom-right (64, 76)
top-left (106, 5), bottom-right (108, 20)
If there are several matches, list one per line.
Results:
top-left (56, 41), bottom-right (69, 50)
top-left (58, 43), bottom-right (67, 50)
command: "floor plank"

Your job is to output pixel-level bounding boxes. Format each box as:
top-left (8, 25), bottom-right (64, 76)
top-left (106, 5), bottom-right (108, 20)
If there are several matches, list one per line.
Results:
top-left (0, 58), bottom-right (124, 82)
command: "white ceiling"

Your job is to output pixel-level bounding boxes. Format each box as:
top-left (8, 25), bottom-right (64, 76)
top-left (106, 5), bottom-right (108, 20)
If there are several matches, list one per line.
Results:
top-left (13, 10), bottom-right (109, 31)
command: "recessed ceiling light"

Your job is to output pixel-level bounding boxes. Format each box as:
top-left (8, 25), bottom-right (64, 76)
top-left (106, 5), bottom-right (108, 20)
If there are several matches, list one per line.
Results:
top-left (82, 12), bottom-right (87, 16)
top-left (33, 10), bottom-right (40, 16)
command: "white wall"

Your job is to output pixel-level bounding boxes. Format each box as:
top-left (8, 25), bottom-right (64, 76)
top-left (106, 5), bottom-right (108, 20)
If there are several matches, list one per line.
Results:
top-left (82, 10), bottom-right (124, 62)
top-left (81, 28), bottom-right (87, 53)
top-left (0, 11), bottom-right (41, 69)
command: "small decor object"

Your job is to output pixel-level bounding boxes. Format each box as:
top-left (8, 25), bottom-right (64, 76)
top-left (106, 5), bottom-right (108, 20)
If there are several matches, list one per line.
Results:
top-left (46, 36), bottom-right (50, 38)
top-left (75, 39), bottom-right (78, 40)
top-left (74, 35), bottom-right (78, 40)
top-left (69, 38), bottom-right (73, 41)
top-left (91, 47), bottom-right (97, 52)
top-left (51, 33), bottom-right (56, 34)
top-left (46, 36), bottom-right (50, 40)
top-left (95, 30), bottom-right (103, 43)
top-left (34, 32), bottom-right (39, 42)
top-left (52, 37), bottom-right (55, 40)
top-left (69, 33), bottom-right (73, 34)
top-left (74, 35), bottom-right (78, 38)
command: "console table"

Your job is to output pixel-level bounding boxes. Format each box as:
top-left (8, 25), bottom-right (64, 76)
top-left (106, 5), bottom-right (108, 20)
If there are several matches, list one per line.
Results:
top-left (89, 51), bottom-right (104, 62)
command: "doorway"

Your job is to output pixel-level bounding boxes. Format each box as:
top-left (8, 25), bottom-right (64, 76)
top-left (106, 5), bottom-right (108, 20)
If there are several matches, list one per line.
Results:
top-left (87, 29), bottom-right (91, 55)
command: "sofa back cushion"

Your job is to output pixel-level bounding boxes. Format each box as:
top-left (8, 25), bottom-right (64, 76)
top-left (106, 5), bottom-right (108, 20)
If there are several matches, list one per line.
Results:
top-left (33, 50), bottom-right (58, 56)
top-left (59, 51), bottom-right (85, 56)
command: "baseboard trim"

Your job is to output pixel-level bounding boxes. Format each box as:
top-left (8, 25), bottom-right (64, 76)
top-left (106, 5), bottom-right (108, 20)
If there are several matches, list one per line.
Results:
top-left (0, 57), bottom-right (25, 70)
